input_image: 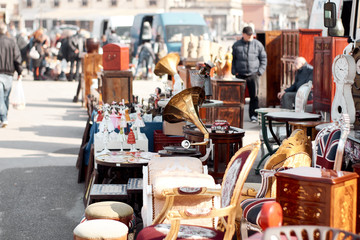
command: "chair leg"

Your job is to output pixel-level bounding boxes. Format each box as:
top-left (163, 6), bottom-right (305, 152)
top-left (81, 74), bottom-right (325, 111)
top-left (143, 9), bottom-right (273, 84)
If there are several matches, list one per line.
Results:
top-left (235, 220), bottom-right (241, 240)
top-left (240, 217), bottom-right (248, 240)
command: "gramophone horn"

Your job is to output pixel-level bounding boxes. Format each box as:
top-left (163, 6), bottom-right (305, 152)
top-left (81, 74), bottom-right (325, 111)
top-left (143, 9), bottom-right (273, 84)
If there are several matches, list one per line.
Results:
top-left (163, 87), bottom-right (209, 148)
top-left (154, 52), bottom-right (180, 77)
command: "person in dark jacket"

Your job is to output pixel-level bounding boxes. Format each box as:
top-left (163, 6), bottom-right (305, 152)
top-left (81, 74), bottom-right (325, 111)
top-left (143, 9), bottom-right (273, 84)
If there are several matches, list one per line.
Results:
top-left (232, 26), bottom-right (267, 123)
top-left (0, 22), bottom-right (23, 128)
top-left (277, 57), bottom-right (313, 109)
top-left (32, 29), bottom-right (46, 80)
top-left (68, 31), bottom-right (83, 82)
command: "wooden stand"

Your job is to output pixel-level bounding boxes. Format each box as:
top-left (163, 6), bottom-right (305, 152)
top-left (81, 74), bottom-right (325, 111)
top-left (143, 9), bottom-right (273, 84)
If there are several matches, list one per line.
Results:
top-left (207, 77), bottom-right (245, 128)
top-left (83, 53), bottom-right (102, 106)
top-left (183, 124), bottom-right (245, 182)
top-left (276, 167), bottom-right (358, 233)
top-left (101, 70), bottom-right (133, 104)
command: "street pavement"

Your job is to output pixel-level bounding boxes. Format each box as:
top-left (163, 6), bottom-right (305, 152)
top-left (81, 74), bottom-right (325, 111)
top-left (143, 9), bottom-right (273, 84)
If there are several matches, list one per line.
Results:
top-left (0, 73), bottom-right (262, 239)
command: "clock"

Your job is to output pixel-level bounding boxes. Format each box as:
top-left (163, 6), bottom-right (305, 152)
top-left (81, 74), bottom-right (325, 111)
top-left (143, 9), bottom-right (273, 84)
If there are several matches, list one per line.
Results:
top-left (332, 54), bottom-right (356, 82)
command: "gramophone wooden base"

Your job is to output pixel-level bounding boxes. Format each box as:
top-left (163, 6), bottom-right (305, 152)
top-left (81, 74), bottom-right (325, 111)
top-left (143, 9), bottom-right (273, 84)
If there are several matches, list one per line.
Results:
top-left (183, 124), bottom-right (245, 182)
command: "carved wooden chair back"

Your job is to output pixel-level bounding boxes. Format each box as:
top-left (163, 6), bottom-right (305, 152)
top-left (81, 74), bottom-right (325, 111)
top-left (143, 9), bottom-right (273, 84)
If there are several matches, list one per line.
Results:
top-left (313, 114), bottom-right (350, 171)
top-left (262, 225), bottom-right (360, 240)
top-left (295, 80), bottom-right (312, 112)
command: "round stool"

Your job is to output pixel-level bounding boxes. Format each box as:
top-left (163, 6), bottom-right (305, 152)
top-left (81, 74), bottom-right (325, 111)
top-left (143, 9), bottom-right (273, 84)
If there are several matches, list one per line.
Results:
top-left (85, 201), bottom-right (134, 227)
top-left (73, 219), bottom-right (128, 240)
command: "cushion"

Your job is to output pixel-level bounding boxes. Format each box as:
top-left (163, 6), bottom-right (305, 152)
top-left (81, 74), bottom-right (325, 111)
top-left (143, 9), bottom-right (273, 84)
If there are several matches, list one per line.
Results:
top-left (149, 157), bottom-right (204, 184)
top-left (152, 172), bottom-right (216, 199)
top-left (221, 150), bottom-right (250, 208)
top-left (240, 198), bottom-right (276, 225)
top-left (315, 129), bottom-right (341, 169)
top-left (85, 201), bottom-right (133, 228)
top-left (73, 219), bottom-right (128, 240)
top-left (136, 224), bottom-right (224, 240)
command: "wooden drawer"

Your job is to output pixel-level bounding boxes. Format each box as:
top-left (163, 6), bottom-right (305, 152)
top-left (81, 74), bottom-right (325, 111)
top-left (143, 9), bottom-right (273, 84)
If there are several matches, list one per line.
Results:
top-left (279, 200), bottom-right (327, 223)
top-left (277, 180), bottom-right (327, 203)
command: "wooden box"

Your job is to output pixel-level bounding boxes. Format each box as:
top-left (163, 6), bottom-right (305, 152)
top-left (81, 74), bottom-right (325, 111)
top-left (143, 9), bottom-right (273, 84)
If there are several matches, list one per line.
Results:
top-left (101, 70), bottom-right (133, 104)
top-left (276, 167), bottom-right (358, 233)
top-left (102, 43), bottom-right (129, 71)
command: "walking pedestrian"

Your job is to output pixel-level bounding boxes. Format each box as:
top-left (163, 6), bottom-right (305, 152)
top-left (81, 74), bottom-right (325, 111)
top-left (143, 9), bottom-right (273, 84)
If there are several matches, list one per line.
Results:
top-left (134, 41), bottom-right (155, 79)
top-left (68, 31), bottom-right (83, 82)
top-left (0, 22), bottom-right (23, 128)
top-left (231, 26), bottom-right (267, 123)
top-left (32, 29), bottom-right (46, 80)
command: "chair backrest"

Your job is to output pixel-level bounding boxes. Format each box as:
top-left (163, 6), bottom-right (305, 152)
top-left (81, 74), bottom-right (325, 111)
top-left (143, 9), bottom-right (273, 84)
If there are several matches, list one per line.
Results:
top-left (257, 129), bottom-right (312, 198)
top-left (219, 141), bottom-right (260, 236)
top-left (262, 225), bottom-right (360, 240)
top-left (313, 114), bottom-right (350, 171)
top-left (295, 80), bottom-right (312, 112)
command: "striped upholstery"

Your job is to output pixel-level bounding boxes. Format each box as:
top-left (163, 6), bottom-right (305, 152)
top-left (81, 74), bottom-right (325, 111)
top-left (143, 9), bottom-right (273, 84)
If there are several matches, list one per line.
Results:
top-left (240, 198), bottom-right (276, 226)
top-left (315, 129), bottom-right (341, 169)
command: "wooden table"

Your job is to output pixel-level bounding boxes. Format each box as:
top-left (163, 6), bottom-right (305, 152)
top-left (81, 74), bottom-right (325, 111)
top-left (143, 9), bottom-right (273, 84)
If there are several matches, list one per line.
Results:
top-left (183, 124), bottom-right (245, 181)
top-left (265, 112), bottom-right (321, 145)
top-left (275, 167), bottom-right (358, 233)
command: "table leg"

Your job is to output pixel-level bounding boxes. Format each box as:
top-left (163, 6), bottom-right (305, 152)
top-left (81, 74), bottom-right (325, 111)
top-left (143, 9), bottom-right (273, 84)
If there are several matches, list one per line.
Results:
top-left (268, 119), bottom-right (281, 146)
top-left (254, 114), bottom-right (278, 174)
top-left (285, 122), bottom-right (291, 137)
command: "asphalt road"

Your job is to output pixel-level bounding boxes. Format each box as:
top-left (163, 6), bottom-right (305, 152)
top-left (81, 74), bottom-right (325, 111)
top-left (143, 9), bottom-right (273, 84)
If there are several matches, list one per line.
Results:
top-left (0, 74), bottom-right (262, 239)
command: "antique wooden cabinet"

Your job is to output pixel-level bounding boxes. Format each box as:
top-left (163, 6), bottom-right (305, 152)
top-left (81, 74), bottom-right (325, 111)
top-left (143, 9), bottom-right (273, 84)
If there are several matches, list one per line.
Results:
top-left (313, 36), bottom-right (348, 113)
top-left (206, 78), bottom-right (246, 128)
top-left (280, 29), bottom-right (322, 91)
top-left (101, 70), bottom-right (133, 104)
top-left (256, 30), bottom-right (282, 107)
top-left (276, 167), bottom-right (358, 233)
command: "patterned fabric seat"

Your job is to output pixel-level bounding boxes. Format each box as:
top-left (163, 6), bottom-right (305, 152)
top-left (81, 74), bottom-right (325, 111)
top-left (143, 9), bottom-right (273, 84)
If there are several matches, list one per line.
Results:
top-left (136, 142), bottom-right (260, 240)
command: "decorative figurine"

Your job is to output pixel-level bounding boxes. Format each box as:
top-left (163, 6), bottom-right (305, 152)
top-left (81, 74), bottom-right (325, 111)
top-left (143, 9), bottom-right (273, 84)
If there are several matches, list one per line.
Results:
top-left (127, 128), bottom-right (136, 152)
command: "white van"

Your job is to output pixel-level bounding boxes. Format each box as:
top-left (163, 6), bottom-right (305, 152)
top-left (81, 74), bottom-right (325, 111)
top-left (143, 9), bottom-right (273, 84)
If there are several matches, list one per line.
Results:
top-left (92, 15), bottom-right (134, 44)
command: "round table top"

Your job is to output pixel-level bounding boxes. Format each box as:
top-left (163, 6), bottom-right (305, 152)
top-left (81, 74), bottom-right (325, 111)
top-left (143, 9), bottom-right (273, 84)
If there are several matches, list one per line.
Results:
top-left (95, 151), bottom-right (159, 167)
top-left (158, 99), bottom-right (223, 108)
top-left (265, 111), bottom-right (321, 122)
top-left (255, 108), bottom-right (293, 114)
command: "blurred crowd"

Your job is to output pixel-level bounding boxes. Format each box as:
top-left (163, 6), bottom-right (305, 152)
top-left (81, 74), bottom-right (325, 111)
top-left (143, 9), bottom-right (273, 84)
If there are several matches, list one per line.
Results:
top-left (6, 24), bottom-right (89, 81)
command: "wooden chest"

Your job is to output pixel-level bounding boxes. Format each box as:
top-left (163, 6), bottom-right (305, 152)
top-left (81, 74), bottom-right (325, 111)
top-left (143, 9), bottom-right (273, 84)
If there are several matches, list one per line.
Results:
top-left (206, 77), bottom-right (245, 128)
top-left (275, 167), bottom-right (358, 233)
top-left (102, 43), bottom-right (129, 71)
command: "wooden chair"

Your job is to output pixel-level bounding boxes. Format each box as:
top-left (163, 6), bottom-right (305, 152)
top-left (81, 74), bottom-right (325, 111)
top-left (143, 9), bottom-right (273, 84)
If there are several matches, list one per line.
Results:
top-left (136, 141), bottom-right (260, 240)
top-left (141, 156), bottom-right (217, 228)
top-left (240, 130), bottom-right (312, 239)
top-left (262, 225), bottom-right (360, 240)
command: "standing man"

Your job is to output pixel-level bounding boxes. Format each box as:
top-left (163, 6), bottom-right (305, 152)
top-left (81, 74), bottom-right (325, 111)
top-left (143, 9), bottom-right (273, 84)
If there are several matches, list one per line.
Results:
top-left (0, 22), bottom-right (23, 128)
top-left (277, 57), bottom-right (313, 109)
top-left (232, 26), bottom-right (267, 123)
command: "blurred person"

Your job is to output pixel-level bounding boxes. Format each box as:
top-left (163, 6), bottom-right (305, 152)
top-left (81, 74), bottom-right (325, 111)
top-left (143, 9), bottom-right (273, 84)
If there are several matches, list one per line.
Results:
top-left (57, 30), bottom-right (70, 81)
top-left (232, 26), bottom-right (267, 123)
top-left (32, 29), bottom-right (46, 80)
top-left (16, 29), bottom-right (30, 72)
top-left (0, 22), bottom-right (23, 128)
top-left (277, 57), bottom-right (313, 109)
top-left (134, 41), bottom-right (155, 79)
top-left (68, 30), bottom-right (83, 82)
top-left (107, 28), bottom-right (120, 44)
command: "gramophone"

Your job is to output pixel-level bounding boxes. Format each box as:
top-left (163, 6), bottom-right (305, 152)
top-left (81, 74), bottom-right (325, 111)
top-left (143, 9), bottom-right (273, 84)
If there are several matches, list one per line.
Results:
top-left (163, 87), bottom-right (209, 148)
top-left (154, 52), bottom-right (184, 95)
top-left (155, 53), bottom-right (210, 149)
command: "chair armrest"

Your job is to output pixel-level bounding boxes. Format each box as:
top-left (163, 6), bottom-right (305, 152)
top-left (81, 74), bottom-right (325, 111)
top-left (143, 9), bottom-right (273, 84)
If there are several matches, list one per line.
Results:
top-left (162, 186), bottom-right (221, 197)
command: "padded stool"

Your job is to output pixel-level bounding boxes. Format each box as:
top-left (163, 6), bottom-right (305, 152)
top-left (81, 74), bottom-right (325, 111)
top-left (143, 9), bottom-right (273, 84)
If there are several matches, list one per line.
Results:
top-left (73, 219), bottom-right (128, 240)
top-left (85, 201), bottom-right (134, 228)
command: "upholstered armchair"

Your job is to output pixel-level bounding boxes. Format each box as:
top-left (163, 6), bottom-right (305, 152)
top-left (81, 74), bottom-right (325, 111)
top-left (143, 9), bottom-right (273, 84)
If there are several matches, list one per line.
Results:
top-left (240, 129), bottom-right (312, 239)
top-left (141, 156), bottom-right (218, 228)
top-left (136, 141), bottom-right (260, 240)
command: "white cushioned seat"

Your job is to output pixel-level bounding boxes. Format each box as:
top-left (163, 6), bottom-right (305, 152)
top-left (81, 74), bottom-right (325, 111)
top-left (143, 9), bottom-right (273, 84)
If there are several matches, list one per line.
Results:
top-left (73, 219), bottom-right (128, 240)
top-left (85, 201), bottom-right (133, 226)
